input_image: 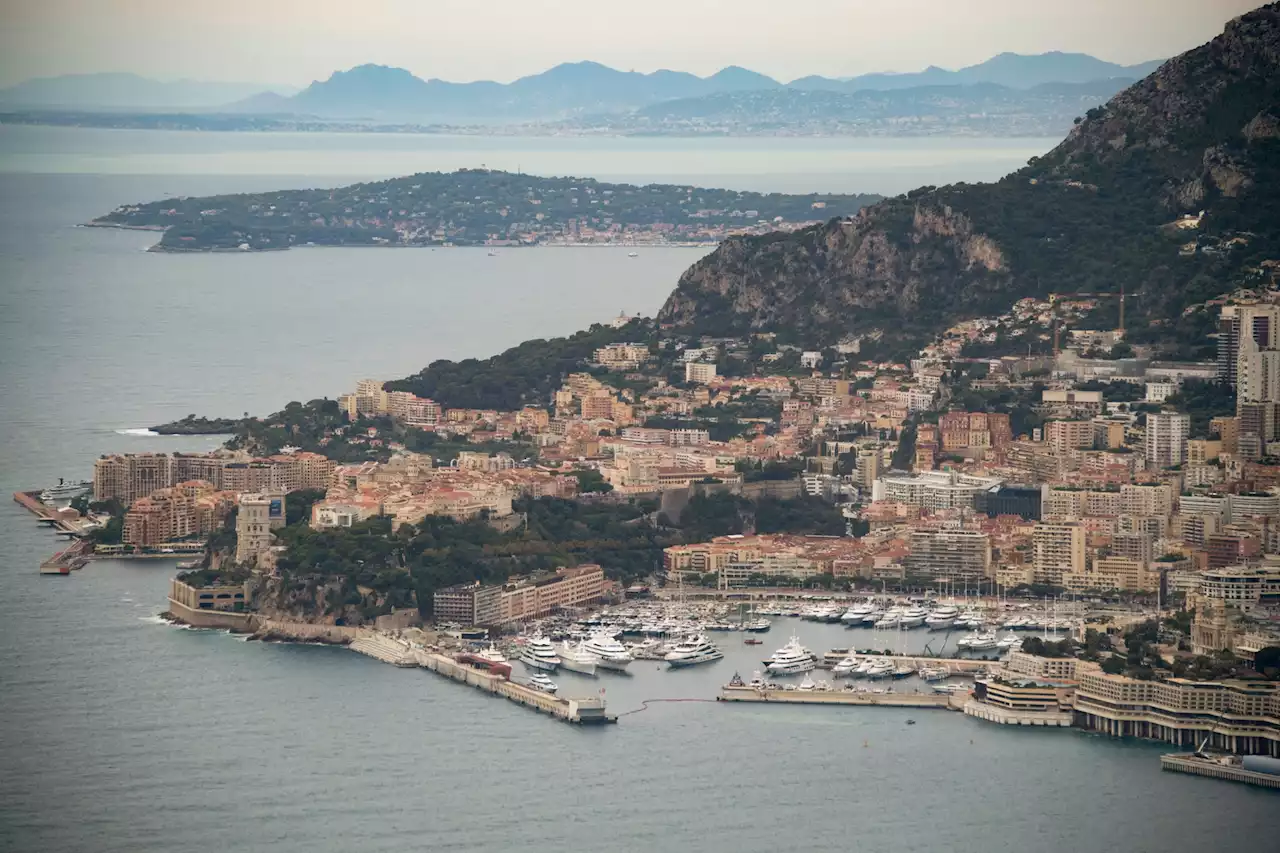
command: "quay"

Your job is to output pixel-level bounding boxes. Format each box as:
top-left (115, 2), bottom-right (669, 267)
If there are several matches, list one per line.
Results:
top-left (347, 633), bottom-right (615, 725)
top-left (416, 649), bottom-right (616, 725)
top-left (718, 685), bottom-right (955, 709)
top-left (819, 654), bottom-right (990, 675)
top-left (1159, 753), bottom-right (1280, 790)
top-left (13, 490), bottom-right (95, 535)
top-left (39, 539), bottom-right (93, 575)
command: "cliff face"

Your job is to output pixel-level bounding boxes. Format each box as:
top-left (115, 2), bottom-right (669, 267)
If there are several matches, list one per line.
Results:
top-left (658, 4), bottom-right (1280, 346)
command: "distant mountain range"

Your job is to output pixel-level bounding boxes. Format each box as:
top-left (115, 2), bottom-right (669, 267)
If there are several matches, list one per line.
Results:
top-left (620, 79), bottom-right (1138, 137)
top-left (1, 52), bottom-right (1164, 122)
top-left (0, 73), bottom-right (297, 110)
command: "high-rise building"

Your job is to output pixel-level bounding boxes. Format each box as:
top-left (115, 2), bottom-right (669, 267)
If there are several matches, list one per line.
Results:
top-left (1032, 521), bottom-right (1086, 588)
top-left (1145, 412), bottom-right (1190, 469)
top-left (1218, 303), bottom-right (1280, 386)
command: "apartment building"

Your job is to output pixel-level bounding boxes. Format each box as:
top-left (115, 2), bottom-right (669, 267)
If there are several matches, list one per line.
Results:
top-left (685, 362), bottom-right (718, 384)
top-left (94, 452), bottom-right (334, 504)
top-left (1074, 672), bottom-right (1280, 756)
top-left (1146, 412), bottom-right (1190, 469)
top-left (1064, 556), bottom-right (1156, 593)
top-left (1032, 521), bottom-right (1086, 587)
top-left (121, 481), bottom-right (234, 548)
top-left (1044, 420), bottom-right (1096, 455)
top-left (432, 565), bottom-right (606, 627)
top-left (903, 529), bottom-right (991, 584)
top-left (872, 470), bottom-right (1004, 512)
top-left (592, 343), bottom-right (650, 370)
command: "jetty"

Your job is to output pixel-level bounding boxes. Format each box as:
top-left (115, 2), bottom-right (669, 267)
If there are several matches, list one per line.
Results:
top-left (1160, 753), bottom-right (1280, 790)
top-left (719, 684), bottom-right (955, 709)
top-left (346, 632), bottom-right (615, 725)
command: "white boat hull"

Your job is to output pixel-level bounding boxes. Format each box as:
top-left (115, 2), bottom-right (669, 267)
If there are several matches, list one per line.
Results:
top-left (559, 657), bottom-right (597, 675)
top-left (593, 656), bottom-right (632, 672)
top-left (666, 652), bottom-right (723, 667)
top-left (520, 655), bottom-right (560, 672)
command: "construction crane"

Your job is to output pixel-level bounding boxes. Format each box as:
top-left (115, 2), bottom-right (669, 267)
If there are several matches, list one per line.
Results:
top-left (1050, 285), bottom-right (1126, 357)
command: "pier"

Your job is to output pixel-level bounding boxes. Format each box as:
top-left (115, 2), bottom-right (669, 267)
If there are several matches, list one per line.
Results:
top-left (718, 685), bottom-right (955, 709)
top-left (345, 632), bottom-right (615, 725)
top-left (1159, 753), bottom-right (1280, 790)
top-left (416, 649), bottom-right (616, 725)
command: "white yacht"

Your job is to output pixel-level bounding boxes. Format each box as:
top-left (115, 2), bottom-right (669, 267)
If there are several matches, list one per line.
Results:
top-left (40, 479), bottom-right (91, 503)
top-left (527, 673), bottom-right (558, 693)
top-left (556, 641), bottom-right (599, 676)
top-left (958, 631), bottom-right (999, 651)
top-left (925, 605), bottom-right (960, 631)
top-left (583, 634), bottom-right (634, 672)
top-left (996, 632), bottom-right (1022, 650)
top-left (900, 606), bottom-right (929, 629)
top-left (797, 673), bottom-right (817, 692)
top-left (874, 611), bottom-right (902, 630)
top-left (518, 636), bottom-right (561, 672)
top-left (861, 608), bottom-right (885, 626)
top-left (766, 637), bottom-right (817, 675)
top-left (664, 635), bottom-right (724, 667)
top-left (918, 664), bottom-right (952, 682)
top-left (832, 655), bottom-right (861, 677)
top-left (864, 659), bottom-right (894, 679)
top-left (841, 602), bottom-right (876, 624)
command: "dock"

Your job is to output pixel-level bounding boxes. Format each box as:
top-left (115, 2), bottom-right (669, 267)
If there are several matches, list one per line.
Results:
top-left (718, 685), bottom-right (954, 709)
top-left (39, 539), bottom-right (93, 575)
top-left (346, 633), bottom-right (615, 725)
top-left (1160, 753), bottom-right (1280, 790)
top-left (416, 649), bottom-right (615, 724)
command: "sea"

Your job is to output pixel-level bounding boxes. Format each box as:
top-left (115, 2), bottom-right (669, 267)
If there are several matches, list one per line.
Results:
top-left (0, 125), bottom-right (1272, 853)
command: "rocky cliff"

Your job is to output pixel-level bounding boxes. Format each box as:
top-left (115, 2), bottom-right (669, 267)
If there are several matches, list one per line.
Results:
top-left (658, 3), bottom-right (1280, 351)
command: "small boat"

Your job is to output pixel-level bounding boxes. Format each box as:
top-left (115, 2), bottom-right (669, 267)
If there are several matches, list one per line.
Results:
top-left (486, 250), bottom-right (499, 257)
top-left (797, 673), bottom-right (817, 692)
top-left (906, 719), bottom-right (917, 726)
top-left (832, 656), bottom-right (860, 677)
top-left (744, 637), bottom-right (763, 645)
top-left (627, 251), bottom-right (639, 257)
top-left (527, 673), bottom-right (558, 693)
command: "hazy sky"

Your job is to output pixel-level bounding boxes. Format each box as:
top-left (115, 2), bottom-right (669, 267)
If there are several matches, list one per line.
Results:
top-left (0, 0), bottom-right (1263, 88)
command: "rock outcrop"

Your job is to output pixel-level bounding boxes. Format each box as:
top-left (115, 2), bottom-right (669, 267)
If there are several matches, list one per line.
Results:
top-left (658, 4), bottom-right (1280, 348)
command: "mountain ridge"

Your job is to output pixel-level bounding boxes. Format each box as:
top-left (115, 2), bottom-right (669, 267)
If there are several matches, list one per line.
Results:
top-left (656, 4), bottom-right (1280, 357)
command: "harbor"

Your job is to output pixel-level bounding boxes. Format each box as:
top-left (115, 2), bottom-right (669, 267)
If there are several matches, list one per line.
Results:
top-left (719, 682), bottom-right (958, 709)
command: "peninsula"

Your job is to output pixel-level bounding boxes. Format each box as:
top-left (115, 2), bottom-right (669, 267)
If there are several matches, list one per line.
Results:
top-left (88, 169), bottom-right (881, 252)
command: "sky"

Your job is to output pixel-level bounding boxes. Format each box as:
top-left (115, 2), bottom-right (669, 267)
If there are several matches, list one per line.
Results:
top-left (0, 0), bottom-right (1265, 88)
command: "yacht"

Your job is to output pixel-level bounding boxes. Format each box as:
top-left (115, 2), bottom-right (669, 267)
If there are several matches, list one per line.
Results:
top-left (918, 664), bottom-right (952, 682)
top-left (583, 634), bottom-right (634, 672)
top-left (958, 632), bottom-right (999, 652)
top-left (900, 606), bottom-right (929, 629)
top-left (996, 632), bottom-right (1022, 650)
top-left (527, 673), bottom-right (558, 693)
top-left (476, 644), bottom-right (507, 665)
top-left (891, 663), bottom-right (915, 679)
top-left (664, 635), bottom-right (724, 667)
top-left (861, 608), bottom-right (885, 626)
top-left (556, 641), bottom-right (599, 676)
top-left (40, 479), bottom-right (91, 503)
top-left (832, 656), bottom-right (861, 677)
top-left (841, 602), bottom-right (876, 624)
top-left (741, 618), bottom-right (772, 633)
top-left (874, 611), bottom-right (902, 630)
top-left (925, 605), bottom-right (960, 631)
top-left (864, 659), bottom-right (895, 679)
top-left (766, 637), bottom-right (817, 675)
top-left (518, 636), bottom-right (561, 672)
top-left (797, 673), bottom-right (817, 692)
top-left (627, 251), bottom-right (639, 258)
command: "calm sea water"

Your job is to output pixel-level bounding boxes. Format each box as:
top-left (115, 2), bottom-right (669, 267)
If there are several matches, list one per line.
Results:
top-left (1, 130), bottom-right (1274, 853)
